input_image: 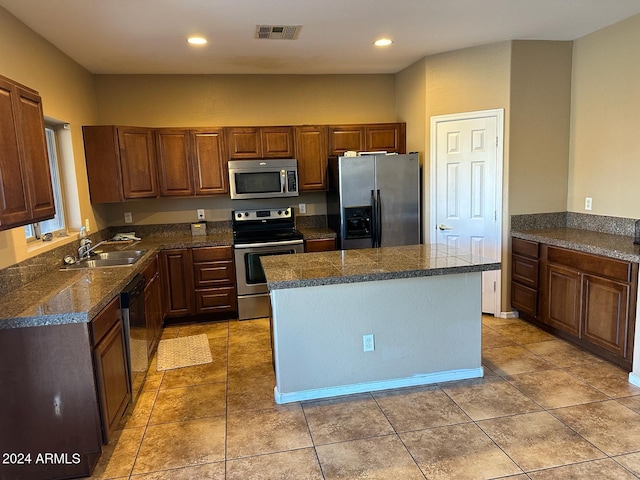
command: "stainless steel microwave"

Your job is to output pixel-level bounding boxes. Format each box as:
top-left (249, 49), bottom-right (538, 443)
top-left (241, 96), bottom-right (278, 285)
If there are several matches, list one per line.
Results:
top-left (228, 159), bottom-right (299, 200)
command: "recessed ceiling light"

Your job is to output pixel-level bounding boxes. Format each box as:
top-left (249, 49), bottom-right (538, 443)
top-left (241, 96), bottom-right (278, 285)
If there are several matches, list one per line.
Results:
top-left (187, 36), bottom-right (208, 45)
top-left (374, 38), bottom-right (393, 47)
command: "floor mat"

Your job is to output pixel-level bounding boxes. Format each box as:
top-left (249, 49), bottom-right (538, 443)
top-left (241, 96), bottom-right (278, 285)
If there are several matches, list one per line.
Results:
top-left (156, 334), bottom-right (212, 371)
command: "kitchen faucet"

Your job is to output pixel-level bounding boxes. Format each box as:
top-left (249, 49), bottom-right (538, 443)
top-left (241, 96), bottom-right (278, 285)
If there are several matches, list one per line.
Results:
top-left (77, 227), bottom-right (107, 260)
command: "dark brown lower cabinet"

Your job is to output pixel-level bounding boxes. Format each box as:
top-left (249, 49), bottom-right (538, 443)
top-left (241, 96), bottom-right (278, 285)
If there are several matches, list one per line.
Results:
top-left (582, 273), bottom-right (631, 358)
top-left (543, 263), bottom-right (581, 336)
top-left (511, 237), bottom-right (638, 370)
top-left (304, 237), bottom-right (336, 252)
top-left (143, 255), bottom-right (163, 355)
top-left (161, 246), bottom-right (237, 320)
top-left (91, 296), bottom-right (131, 444)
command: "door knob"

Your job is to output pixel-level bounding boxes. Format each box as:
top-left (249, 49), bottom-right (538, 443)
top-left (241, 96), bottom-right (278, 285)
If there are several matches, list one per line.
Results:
top-left (438, 224), bottom-right (453, 231)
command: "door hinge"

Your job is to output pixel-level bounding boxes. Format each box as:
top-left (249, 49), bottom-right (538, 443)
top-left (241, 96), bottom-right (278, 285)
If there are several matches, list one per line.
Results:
top-left (495, 137), bottom-right (498, 147)
top-left (494, 281), bottom-right (497, 292)
top-left (494, 210), bottom-right (497, 221)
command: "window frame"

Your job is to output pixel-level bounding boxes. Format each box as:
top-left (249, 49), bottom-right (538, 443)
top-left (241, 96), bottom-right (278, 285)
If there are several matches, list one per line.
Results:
top-left (25, 123), bottom-right (67, 242)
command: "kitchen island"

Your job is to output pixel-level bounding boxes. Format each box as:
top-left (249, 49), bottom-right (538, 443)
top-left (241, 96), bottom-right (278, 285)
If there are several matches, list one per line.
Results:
top-left (261, 244), bottom-right (500, 404)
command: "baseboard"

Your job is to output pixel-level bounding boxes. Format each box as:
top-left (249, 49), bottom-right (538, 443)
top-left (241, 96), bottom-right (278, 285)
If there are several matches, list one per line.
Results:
top-left (274, 367), bottom-right (484, 404)
top-left (629, 372), bottom-right (640, 388)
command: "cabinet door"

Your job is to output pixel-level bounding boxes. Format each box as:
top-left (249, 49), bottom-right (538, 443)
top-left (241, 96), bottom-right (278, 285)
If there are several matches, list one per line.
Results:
top-left (15, 86), bottom-right (55, 223)
top-left (365, 123), bottom-right (406, 153)
top-left (262, 126), bottom-right (294, 158)
top-left (543, 263), bottom-right (581, 336)
top-left (0, 78), bottom-right (31, 227)
top-left (581, 274), bottom-right (630, 358)
top-left (143, 256), bottom-right (163, 355)
top-left (191, 129), bottom-right (228, 195)
top-left (295, 126), bottom-right (328, 191)
top-left (83, 125), bottom-right (124, 203)
top-left (161, 249), bottom-right (195, 317)
top-left (227, 127), bottom-right (262, 159)
top-left (117, 127), bottom-right (158, 199)
top-left (329, 125), bottom-right (365, 156)
top-left (93, 299), bottom-right (130, 444)
top-left (156, 129), bottom-right (194, 196)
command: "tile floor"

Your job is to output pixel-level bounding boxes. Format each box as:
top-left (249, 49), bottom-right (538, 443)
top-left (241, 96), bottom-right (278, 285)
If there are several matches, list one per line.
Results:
top-left (85, 315), bottom-right (640, 479)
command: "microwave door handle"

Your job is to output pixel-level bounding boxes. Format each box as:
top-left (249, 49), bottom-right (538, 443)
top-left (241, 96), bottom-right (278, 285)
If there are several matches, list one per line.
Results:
top-left (281, 170), bottom-right (286, 193)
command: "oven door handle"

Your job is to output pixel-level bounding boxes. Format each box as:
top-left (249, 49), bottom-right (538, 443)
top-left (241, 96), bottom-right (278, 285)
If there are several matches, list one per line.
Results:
top-left (234, 239), bottom-right (304, 249)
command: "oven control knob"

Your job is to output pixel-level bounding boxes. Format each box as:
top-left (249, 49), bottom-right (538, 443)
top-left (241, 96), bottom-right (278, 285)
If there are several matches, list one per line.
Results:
top-left (244, 212), bottom-right (249, 217)
top-left (236, 213), bottom-right (242, 218)
top-left (277, 210), bottom-right (282, 215)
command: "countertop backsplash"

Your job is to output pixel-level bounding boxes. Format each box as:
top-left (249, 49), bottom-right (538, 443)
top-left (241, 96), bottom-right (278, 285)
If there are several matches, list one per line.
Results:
top-left (512, 212), bottom-right (638, 237)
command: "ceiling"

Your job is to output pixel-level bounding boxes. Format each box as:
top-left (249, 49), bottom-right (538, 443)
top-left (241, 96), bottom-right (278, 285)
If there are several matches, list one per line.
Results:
top-left (2, 0), bottom-right (640, 75)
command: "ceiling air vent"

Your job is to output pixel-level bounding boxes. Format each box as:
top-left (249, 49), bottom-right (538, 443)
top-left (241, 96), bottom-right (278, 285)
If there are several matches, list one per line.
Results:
top-left (255, 25), bottom-right (301, 40)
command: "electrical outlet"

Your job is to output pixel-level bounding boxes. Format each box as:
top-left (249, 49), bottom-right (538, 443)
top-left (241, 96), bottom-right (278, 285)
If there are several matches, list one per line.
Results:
top-left (298, 203), bottom-right (306, 214)
top-left (124, 212), bottom-right (132, 224)
top-left (84, 218), bottom-right (91, 232)
top-left (363, 334), bottom-right (375, 352)
top-left (197, 209), bottom-right (205, 220)
top-left (585, 197), bottom-right (592, 211)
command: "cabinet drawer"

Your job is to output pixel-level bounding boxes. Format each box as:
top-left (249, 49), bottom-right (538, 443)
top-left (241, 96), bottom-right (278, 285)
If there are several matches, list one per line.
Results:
top-left (512, 237), bottom-right (539, 259)
top-left (304, 238), bottom-right (336, 252)
top-left (512, 254), bottom-right (539, 288)
top-left (511, 282), bottom-right (538, 318)
top-left (194, 260), bottom-right (235, 287)
top-left (192, 246), bottom-right (232, 262)
top-left (195, 286), bottom-right (237, 313)
top-left (546, 246), bottom-right (631, 282)
top-left (91, 297), bottom-right (121, 346)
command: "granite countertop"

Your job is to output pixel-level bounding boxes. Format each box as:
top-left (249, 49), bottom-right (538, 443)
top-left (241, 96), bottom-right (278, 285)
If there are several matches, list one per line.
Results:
top-left (0, 226), bottom-right (337, 330)
top-left (0, 232), bottom-right (233, 330)
top-left (297, 226), bottom-right (337, 240)
top-left (512, 227), bottom-right (640, 263)
top-left (261, 243), bottom-right (501, 290)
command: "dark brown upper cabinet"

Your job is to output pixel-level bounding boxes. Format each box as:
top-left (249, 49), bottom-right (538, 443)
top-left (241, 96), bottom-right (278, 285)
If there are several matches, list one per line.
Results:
top-left (83, 125), bottom-right (158, 203)
top-left (0, 75), bottom-right (55, 230)
top-left (227, 126), bottom-right (294, 159)
top-left (328, 123), bottom-right (406, 156)
top-left (155, 128), bottom-right (228, 197)
top-left (295, 125), bottom-right (328, 191)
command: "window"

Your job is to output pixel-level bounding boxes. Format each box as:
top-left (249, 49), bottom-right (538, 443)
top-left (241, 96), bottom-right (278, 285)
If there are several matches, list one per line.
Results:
top-left (25, 124), bottom-right (66, 240)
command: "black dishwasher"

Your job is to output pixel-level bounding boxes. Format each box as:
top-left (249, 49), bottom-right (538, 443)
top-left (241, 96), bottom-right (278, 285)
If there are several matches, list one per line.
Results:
top-left (120, 274), bottom-right (147, 402)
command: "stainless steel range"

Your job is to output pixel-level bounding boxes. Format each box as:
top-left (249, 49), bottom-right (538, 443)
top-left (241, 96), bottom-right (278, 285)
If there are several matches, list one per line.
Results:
top-left (233, 208), bottom-right (304, 320)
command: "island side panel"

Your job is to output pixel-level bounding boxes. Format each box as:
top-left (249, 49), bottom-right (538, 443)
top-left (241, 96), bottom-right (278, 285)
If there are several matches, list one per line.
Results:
top-left (271, 272), bottom-right (482, 401)
top-left (631, 284), bottom-right (640, 387)
top-left (0, 323), bottom-right (102, 479)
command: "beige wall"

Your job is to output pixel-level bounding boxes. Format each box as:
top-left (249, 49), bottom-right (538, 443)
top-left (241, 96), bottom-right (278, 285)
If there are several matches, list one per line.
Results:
top-left (397, 42), bottom-right (511, 238)
top-left (94, 74), bottom-right (397, 126)
top-left (509, 41), bottom-right (572, 214)
top-left (568, 14), bottom-right (640, 218)
top-left (0, 7), bottom-right (98, 269)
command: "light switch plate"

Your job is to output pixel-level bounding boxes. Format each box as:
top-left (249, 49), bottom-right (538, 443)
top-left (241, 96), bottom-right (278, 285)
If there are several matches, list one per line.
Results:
top-left (124, 212), bottom-right (132, 224)
top-left (585, 197), bottom-right (592, 211)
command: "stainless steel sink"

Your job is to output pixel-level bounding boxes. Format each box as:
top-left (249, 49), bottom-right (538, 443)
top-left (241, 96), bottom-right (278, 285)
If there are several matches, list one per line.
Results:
top-left (93, 250), bottom-right (146, 261)
top-left (63, 249), bottom-right (146, 269)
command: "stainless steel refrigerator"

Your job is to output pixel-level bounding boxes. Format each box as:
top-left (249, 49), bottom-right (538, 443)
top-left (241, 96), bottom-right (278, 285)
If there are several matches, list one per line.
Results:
top-left (326, 153), bottom-right (420, 250)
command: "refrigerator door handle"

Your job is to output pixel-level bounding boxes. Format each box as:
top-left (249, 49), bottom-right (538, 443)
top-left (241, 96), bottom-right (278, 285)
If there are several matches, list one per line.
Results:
top-left (376, 189), bottom-right (382, 247)
top-left (371, 189), bottom-right (377, 247)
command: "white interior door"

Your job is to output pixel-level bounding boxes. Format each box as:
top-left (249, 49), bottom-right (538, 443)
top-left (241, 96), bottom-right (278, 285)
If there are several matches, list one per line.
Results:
top-left (431, 110), bottom-right (503, 315)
